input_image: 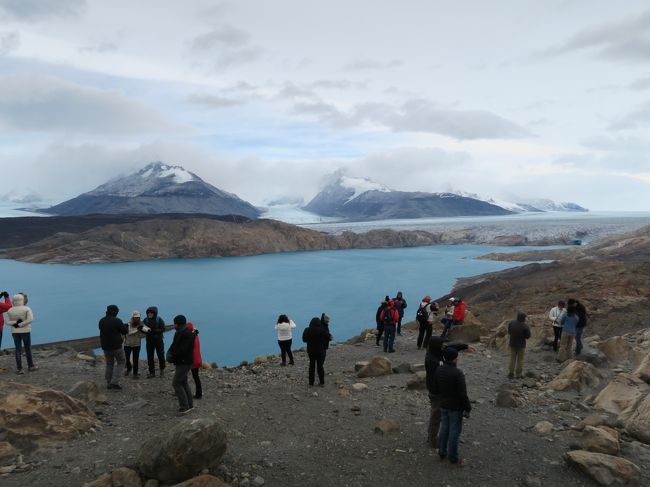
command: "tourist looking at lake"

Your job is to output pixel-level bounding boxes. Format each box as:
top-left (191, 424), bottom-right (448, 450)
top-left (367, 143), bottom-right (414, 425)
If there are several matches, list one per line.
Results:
top-left (416, 296), bottom-right (436, 350)
top-left (320, 313), bottom-right (333, 358)
top-left (275, 314), bottom-right (296, 366)
top-left (432, 347), bottom-right (471, 466)
top-left (375, 297), bottom-right (390, 346)
top-left (575, 299), bottom-right (588, 356)
top-left (557, 301), bottom-right (580, 362)
top-left (99, 304), bottom-right (127, 389)
top-left (143, 306), bottom-right (166, 378)
top-left (167, 314), bottom-right (195, 414)
top-left (393, 291), bottom-right (407, 335)
top-left (0, 290), bottom-right (12, 350)
top-left (124, 310), bottom-right (145, 378)
top-left (381, 300), bottom-right (399, 353)
top-left (7, 292), bottom-right (37, 374)
top-left (302, 317), bottom-right (329, 386)
top-left (548, 300), bottom-right (566, 352)
top-left (186, 322), bottom-right (203, 399)
top-left (507, 311), bottom-right (531, 379)
top-left (425, 336), bottom-right (445, 449)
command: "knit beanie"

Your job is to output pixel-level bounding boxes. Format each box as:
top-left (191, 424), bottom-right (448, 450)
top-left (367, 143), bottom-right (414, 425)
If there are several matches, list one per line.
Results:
top-left (443, 347), bottom-right (458, 363)
top-left (174, 314), bottom-right (187, 325)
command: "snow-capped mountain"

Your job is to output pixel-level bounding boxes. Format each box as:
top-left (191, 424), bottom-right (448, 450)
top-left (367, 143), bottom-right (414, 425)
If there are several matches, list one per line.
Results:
top-left (42, 162), bottom-right (261, 219)
top-left (304, 173), bottom-right (512, 220)
top-left (455, 191), bottom-right (588, 213)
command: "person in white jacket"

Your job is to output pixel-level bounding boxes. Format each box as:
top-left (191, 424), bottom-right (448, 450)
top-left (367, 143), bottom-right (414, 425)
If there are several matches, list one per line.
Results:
top-left (548, 300), bottom-right (566, 353)
top-left (6, 293), bottom-right (37, 374)
top-left (275, 314), bottom-right (297, 366)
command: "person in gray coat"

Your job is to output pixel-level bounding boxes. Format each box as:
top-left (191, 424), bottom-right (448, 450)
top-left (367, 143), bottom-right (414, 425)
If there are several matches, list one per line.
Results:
top-left (507, 311), bottom-right (531, 379)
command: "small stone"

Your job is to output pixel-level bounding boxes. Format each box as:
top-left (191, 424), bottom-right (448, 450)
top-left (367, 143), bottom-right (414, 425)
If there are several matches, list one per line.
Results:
top-left (351, 383), bottom-right (368, 392)
top-left (374, 419), bottom-right (400, 435)
top-left (534, 421), bottom-right (554, 436)
top-left (524, 477), bottom-right (542, 487)
top-left (252, 476), bottom-right (265, 487)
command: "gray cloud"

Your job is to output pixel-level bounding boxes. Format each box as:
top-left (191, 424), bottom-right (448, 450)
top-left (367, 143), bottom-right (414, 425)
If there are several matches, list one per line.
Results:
top-left (629, 77), bottom-right (650, 90)
top-left (0, 31), bottom-right (19, 55)
top-left (0, 75), bottom-right (177, 134)
top-left (78, 42), bottom-right (118, 54)
top-left (342, 58), bottom-right (402, 71)
top-left (275, 83), bottom-right (317, 100)
top-left (292, 98), bottom-right (530, 140)
top-left (0, 0), bottom-right (85, 20)
top-left (191, 24), bottom-right (261, 68)
top-left (310, 79), bottom-right (366, 90)
top-left (609, 100), bottom-right (650, 130)
top-left (188, 93), bottom-right (245, 109)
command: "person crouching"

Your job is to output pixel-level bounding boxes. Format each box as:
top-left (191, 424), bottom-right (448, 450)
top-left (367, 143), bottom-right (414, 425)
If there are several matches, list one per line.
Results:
top-left (167, 315), bottom-right (195, 414)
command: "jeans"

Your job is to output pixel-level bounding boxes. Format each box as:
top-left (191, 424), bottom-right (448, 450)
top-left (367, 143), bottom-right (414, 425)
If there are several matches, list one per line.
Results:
top-left (104, 348), bottom-right (126, 386)
top-left (278, 339), bottom-right (294, 364)
top-left (308, 350), bottom-right (325, 385)
top-left (552, 326), bottom-right (562, 352)
top-left (575, 327), bottom-right (584, 355)
top-left (438, 409), bottom-right (464, 463)
top-left (191, 367), bottom-right (202, 398)
top-left (428, 394), bottom-right (441, 447)
top-left (417, 322), bottom-right (432, 348)
top-left (383, 324), bottom-right (396, 352)
top-left (173, 364), bottom-right (193, 410)
top-left (146, 335), bottom-right (165, 375)
top-left (509, 347), bottom-right (525, 377)
top-left (440, 318), bottom-right (453, 338)
top-left (13, 333), bottom-right (34, 370)
top-left (124, 345), bottom-right (141, 375)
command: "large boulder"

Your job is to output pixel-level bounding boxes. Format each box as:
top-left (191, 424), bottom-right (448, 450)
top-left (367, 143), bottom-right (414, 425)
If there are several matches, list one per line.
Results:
top-left (171, 475), bottom-right (230, 487)
top-left (545, 361), bottom-right (602, 392)
top-left (357, 356), bottom-right (393, 378)
top-left (593, 373), bottom-right (650, 416)
top-left (565, 450), bottom-right (640, 486)
top-left (596, 337), bottom-right (646, 366)
top-left (633, 355), bottom-right (650, 384)
top-left (495, 383), bottom-right (525, 408)
top-left (624, 394), bottom-right (650, 444)
top-left (447, 324), bottom-right (482, 343)
top-left (582, 426), bottom-right (620, 455)
top-left (374, 419), bottom-right (400, 435)
top-left (0, 382), bottom-right (98, 449)
top-left (111, 467), bottom-right (143, 487)
top-left (406, 371), bottom-right (427, 390)
top-left (136, 418), bottom-right (227, 484)
top-left (0, 442), bottom-right (19, 466)
top-left (68, 381), bottom-right (108, 406)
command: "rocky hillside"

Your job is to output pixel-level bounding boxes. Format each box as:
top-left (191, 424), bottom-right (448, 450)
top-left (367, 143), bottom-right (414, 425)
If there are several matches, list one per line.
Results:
top-left (1, 319), bottom-right (648, 487)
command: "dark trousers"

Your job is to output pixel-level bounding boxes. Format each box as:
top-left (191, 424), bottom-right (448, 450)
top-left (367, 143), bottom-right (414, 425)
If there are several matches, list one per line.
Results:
top-left (575, 327), bottom-right (584, 355)
top-left (146, 335), bottom-right (165, 375)
top-left (191, 367), bottom-right (202, 398)
top-left (428, 393), bottom-right (441, 447)
top-left (124, 346), bottom-right (141, 375)
top-left (552, 326), bottom-right (562, 352)
top-left (438, 409), bottom-right (464, 463)
top-left (278, 339), bottom-right (294, 364)
top-left (172, 364), bottom-right (193, 410)
top-left (13, 333), bottom-right (34, 370)
top-left (383, 324), bottom-right (396, 352)
top-left (417, 322), bottom-right (433, 348)
top-left (376, 324), bottom-right (384, 345)
top-left (397, 316), bottom-right (403, 334)
top-left (308, 350), bottom-right (325, 385)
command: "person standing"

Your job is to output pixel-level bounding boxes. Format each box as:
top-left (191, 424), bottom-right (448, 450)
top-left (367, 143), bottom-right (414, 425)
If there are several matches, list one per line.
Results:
top-left (432, 347), bottom-right (471, 465)
top-left (320, 313), bottom-right (333, 357)
top-left (124, 310), bottom-right (145, 378)
top-left (452, 297), bottom-right (466, 327)
top-left (393, 291), bottom-right (407, 335)
top-left (507, 311), bottom-right (531, 379)
top-left (7, 293), bottom-right (36, 374)
top-left (167, 315), bottom-right (195, 414)
top-left (381, 300), bottom-right (399, 353)
top-left (302, 317), bottom-right (329, 386)
top-left (557, 302), bottom-right (579, 362)
top-left (425, 336), bottom-right (445, 448)
top-left (99, 304), bottom-right (127, 389)
top-left (440, 298), bottom-right (456, 339)
top-left (0, 290), bottom-right (12, 350)
top-left (186, 322), bottom-right (202, 399)
top-left (375, 297), bottom-right (390, 346)
top-left (575, 299), bottom-right (588, 356)
top-left (143, 306), bottom-right (166, 378)
top-left (548, 300), bottom-right (566, 352)
top-left (275, 314), bottom-right (296, 365)
top-left (416, 297), bottom-right (434, 349)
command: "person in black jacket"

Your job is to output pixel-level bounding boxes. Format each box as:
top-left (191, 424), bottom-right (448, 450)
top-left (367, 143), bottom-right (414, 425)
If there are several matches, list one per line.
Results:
top-left (425, 336), bottom-right (445, 448)
top-left (393, 291), bottom-right (407, 335)
top-left (143, 306), bottom-right (166, 378)
top-left (432, 347), bottom-right (471, 465)
top-left (375, 297), bottom-right (389, 346)
top-left (507, 311), bottom-right (531, 379)
top-left (167, 315), bottom-right (195, 414)
top-left (320, 313), bottom-right (333, 357)
top-left (99, 304), bottom-right (128, 390)
top-left (302, 317), bottom-right (329, 386)
top-left (574, 299), bottom-right (588, 356)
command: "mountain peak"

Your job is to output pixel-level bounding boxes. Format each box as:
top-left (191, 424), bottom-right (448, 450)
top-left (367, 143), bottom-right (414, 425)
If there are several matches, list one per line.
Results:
top-left (134, 162), bottom-right (199, 184)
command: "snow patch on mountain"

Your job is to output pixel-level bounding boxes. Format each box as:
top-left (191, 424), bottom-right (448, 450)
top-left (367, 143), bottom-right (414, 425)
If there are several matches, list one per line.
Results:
top-left (340, 176), bottom-right (391, 203)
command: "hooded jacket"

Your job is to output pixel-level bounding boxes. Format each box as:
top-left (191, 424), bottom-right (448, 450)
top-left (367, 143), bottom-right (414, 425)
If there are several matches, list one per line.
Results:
top-left (507, 312), bottom-right (531, 349)
top-left (186, 323), bottom-right (202, 369)
top-left (6, 294), bottom-right (33, 334)
top-left (320, 313), bottom-right (333, 350)
top-left (302, 317), bottom-right (329, 355)
top-left (431, 361), bottom-right (472, 412)
top-left (452, 300), bottom-right (466, 322)
top-left (425, 337), bottom-right (445, 394)
top-left (167, 323), bottom-right (195, 365)
top-left (0, 294), bottom-right (12, 331)
top-left (143, 306), bottom-right (165, 338)
top-left (99, 306), bottom-right (128, 351)
top-left (392, 294), bottom-right (407, 318)
top-left (576, 302), bottom-right (588, 329)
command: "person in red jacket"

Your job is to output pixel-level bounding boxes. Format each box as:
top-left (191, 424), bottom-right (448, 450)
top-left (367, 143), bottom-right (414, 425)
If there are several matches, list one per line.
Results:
top-left (0, 290), bottom-right (12, 350)
top-left (186, 322), bottom-right (203, 399)
top-left (380, 300), bottom-right (400, 353)
top-left (452, 298), bottom-right (466, 326)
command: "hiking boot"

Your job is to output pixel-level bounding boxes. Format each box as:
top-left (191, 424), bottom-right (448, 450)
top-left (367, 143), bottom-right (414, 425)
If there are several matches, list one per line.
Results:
top-left (133, 373), bottom-right (140, 379)
top-left (280, 362), bottom-right (286, 366)
top-left (28, 365), bottom-right (39, 372)
top-left (17, 369), bottom-right (25, 375)
top-left (507, 373), bottom-right (514, 379)
top-left (125, 370), bottom-right (131, 376)
top-left (178, 407), bottom-right (194, 415)
top-left (439, 453), bottom-right (447, 461)
top-left (451, 459), bottom-right (465, 467)
top-left (289, 361), bottom-right (295, 365)
top-left (109, 384), bottom-right (123, 390)
top-left (193, 395), bottom-right (202, 399)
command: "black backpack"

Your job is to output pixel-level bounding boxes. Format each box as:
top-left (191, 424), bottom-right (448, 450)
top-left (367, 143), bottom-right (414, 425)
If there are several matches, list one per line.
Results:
top-left (416, 305), bottom-right (429, 324)
top-left (381, 308), bottom-right (395, 325)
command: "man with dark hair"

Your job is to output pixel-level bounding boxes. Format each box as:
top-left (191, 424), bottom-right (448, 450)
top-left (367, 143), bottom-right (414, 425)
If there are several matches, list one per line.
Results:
top-left (574, 300), bottom-right (588, 356)
top-left (167, 314), bottom-right (195, 414)
top-left (143, 306), bottom-right (166, 378)
top-left (507, 311), bottom-right (531, 379)
top-left (432, 347), bottom-right (471, 465)
top-left (99, 304), bottom-right (128, 390)
top-left (302, 317), bottom-right (329, 386)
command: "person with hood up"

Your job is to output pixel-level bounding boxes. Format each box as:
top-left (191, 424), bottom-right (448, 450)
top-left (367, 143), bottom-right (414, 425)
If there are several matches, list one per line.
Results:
top-left (507, 311), bottom-right (531, 379)
top-left (186, 322), bottom-right (203, 399)
top-left (432, 347), bottom-right (471, 465)
top-left (425, 336), bottom-right (445, 448)
top-left (381, 300), bottom-right (399, 353)
top-left (393, 291), bottom-right (407, 335)
top-left (124, 310), bottom-right (145, 378)
top-left (320, 313), bottom-right (334, 358)
top-left (275, 314), bottom-right (296, 366)
top-left (143, 306), bottom-right (166, 378)
top-left (375, 296), bottom-right (390, 346)
top-left (0, 290), bottom-right (12, 350)
top-left (302, 317), bottom-right (329, 386)
top-left (99, 304), bottom-right (127, 389)
top-left (166, 315), bottom-right (195, 414)
top-left (7, 292), bottom-right (36, 374)
top-left (416, 296), bottom-right (438, 349)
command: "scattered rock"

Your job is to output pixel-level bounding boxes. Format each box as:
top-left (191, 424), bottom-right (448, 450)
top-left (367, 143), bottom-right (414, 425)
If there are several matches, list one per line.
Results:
top-left (545, 361), bottom-right (602, 392)
top-left (577, 414), bottom-right (608, 431)
top-left (68, 381), bottom-right (108, 405)
top-left (565, 450), bottom-right (640, 486)
top-left (624, 393), bottom-right (650, 444)
top-left (112, 467), bottom-right (143, 487)
top-left (0, 441), bottom-right (19, 466)
top-left (374, 419), bottom-right (400, 435)
top-left (354, 361), bottom-right (369, 372)
top-left (253, 356), bottom-right (268, 365)
top-left (496, 383), bottom-right (525, 408)
top-left (524, 477), bottom-right (542, 487)
top-left (83, 473), bottom-right (113, 487)
top-left (633, 355), bottom-right (650, 384)
top-left (76, 352), bottom-right (97, 364)
top-left (252, 476), bottom-right (265, 487)
top-left (171, 474), bottom-right (229, 487)
top-left (582, 426), bottom-right (620, 455)
top-left (137, 418), bottom-right (228, 484)
top-left (410, 363), bottom-right (425, 372)
top-left (534, 421), bottom-right (554, 436)
top-left (406, 371), bottom-right (427, 390)
top-left (593, 373), bottom-right (649, 416)
top-left (351, 383), bottom-right (368, 392)
top-left (392, 363), bottom-right (412, 374)
top-left (336, 388), bottom-right (351, 398)
top-left (575, 348), bottom-right (609, 368)
top-left (357, 357), bottom-right (393, 378)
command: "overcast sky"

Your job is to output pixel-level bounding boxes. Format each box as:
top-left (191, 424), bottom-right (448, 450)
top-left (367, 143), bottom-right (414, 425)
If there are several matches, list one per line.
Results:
top-left (1, 0), bottom-right (650, 210)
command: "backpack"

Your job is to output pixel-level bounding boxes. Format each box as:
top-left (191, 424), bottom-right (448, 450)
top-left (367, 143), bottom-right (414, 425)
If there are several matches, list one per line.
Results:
top-left (416, 305), bottom-right (429, 324)
top-left (381, 308), bottom-right (395, 325)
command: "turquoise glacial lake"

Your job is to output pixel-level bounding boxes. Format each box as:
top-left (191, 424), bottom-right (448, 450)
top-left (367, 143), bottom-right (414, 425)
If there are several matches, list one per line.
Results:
top-left (0, 245), bottom-right (538, 365)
